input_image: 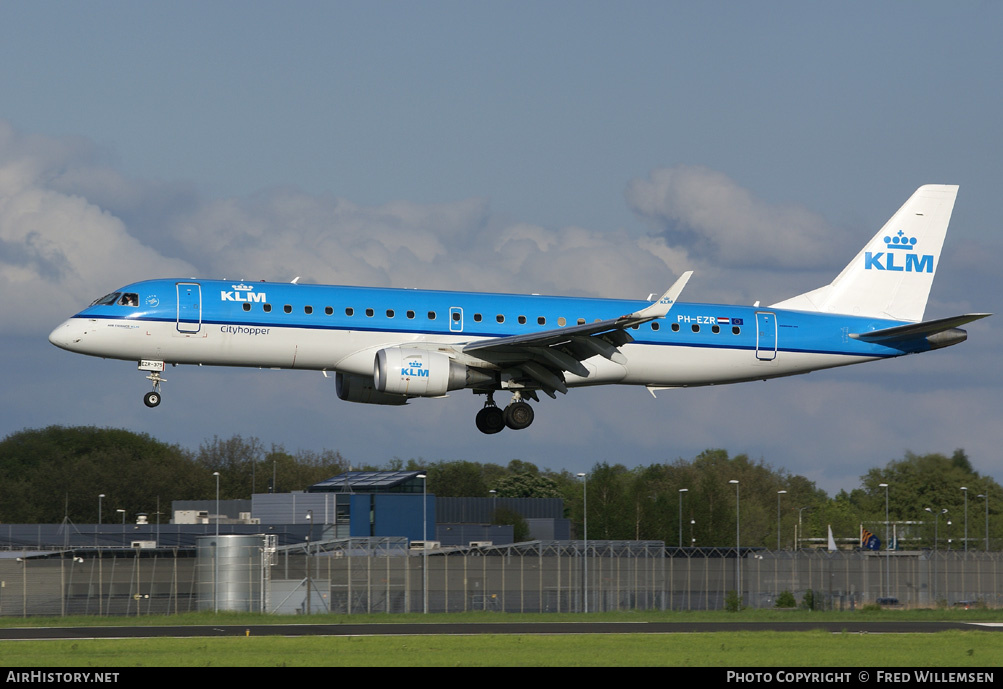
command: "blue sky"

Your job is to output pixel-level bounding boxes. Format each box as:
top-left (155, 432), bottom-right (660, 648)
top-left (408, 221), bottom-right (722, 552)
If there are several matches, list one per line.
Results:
top-left (1, 2), bottom-right (1000, 496)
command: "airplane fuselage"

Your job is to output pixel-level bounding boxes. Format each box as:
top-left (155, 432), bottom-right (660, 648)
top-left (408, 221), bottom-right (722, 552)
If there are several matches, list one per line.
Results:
top-left (50, 277), bottom-right (931, 390)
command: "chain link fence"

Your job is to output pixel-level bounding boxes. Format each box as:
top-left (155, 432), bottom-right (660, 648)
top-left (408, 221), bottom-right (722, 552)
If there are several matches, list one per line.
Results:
top-left (2, 541), bottom-right (1001, 616)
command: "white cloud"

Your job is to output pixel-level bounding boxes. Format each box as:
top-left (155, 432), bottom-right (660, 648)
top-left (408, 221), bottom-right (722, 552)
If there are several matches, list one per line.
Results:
top-left (159, 187), bottom-right (689, 302)
top-left (625, 165), bottom-right (840, 269)
top-left (0, 124), bottom-right (195, 334)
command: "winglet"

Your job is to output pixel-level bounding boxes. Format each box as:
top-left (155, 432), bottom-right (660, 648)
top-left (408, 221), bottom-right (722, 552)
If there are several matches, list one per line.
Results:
top-left (631, 271), bottom-right (693, 320)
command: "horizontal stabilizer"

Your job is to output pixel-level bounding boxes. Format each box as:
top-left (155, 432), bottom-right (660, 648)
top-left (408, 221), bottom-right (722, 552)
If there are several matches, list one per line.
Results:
top-left (850, 313), bottom-right (991, 346)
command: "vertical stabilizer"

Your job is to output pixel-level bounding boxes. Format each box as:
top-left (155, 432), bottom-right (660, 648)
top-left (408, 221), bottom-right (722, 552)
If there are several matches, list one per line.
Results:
top-left (771, 185), bottom-right (958, 322)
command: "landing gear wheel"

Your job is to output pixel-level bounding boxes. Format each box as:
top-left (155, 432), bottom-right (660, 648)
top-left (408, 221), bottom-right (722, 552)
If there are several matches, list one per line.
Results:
top-left (475, 406), bottom-right (505, 434)
top-left (504, 401), bottom-right (534, 430)
top-left (143, 391), bottom-right (161, 408)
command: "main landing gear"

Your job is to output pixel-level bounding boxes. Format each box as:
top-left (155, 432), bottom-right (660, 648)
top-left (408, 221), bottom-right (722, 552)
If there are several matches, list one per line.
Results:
top-left (475, 392), bottom-right (535, 434)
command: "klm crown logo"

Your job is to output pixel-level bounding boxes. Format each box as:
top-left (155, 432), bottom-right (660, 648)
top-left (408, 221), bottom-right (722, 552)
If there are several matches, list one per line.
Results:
top-left (864, 230), bottom-right (933, 273)
top-left (883, 230), bottom-right (917, 250)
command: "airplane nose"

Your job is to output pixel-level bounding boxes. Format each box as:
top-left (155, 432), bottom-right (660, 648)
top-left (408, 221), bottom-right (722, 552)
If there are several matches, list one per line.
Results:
top-left (48, 319), bottom-right (83, 351)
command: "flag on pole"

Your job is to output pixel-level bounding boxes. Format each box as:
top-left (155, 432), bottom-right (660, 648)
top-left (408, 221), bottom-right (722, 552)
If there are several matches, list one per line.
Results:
top-left (860, 527), bottom-right (881, 550)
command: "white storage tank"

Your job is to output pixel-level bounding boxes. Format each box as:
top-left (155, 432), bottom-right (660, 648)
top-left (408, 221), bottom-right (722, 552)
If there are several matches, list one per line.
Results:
top-left (196, 534), bottom-right (266, 612)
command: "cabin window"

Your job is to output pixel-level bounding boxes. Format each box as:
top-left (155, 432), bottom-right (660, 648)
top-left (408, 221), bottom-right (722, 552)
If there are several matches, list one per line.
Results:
top-left (365, 308), bottom-right (374, 317)
top-left (537, 316), bottom-right (546, 325)
top-left (518, 315), bottom-right (526, 324)
top-left (577, 318), bottom-right (585, 325)
top-left (406, 310), bottom-right (415, 319)
top-left (263, 304), bottom-right (272, 313)
top-left (691, 324), bottom-right (700, 333)
top-left (325, 306), bottom-right (333, 315)
top-left (473, 313), bottom-right (482, 322)
top-left (118, 293), bottom-right (139, 307)
top-left (711, 325), bottom-right (720, 334)
top-left (242, 303), bottom-right (251, 312)
top-left (651, 322), bottom-right (659, 331)
top-left (671, 323), bottom-right (680, 332)
top-left (452, 311), bottom-right (461, 322)
top-left (283, 305), bottom-right (292, 314)
top-left (428, 311), bottom-right (436, 320)
top-left (732, 326), bottom-right (741, 335)
top-left (387, 309), bottom-right (395, 318)
top-left (557, 317), bottom-right (566, 326)
top-left (496, 315), bottom-right (505, 323)
top-left (345, 307), bottom-right (354, 316)
top-left (304, 305), bottom-right (313, 315)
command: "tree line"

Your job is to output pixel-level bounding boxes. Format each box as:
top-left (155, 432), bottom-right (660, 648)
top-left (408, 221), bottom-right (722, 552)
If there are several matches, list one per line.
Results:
top-left (0, 426), bottom-right (998, 549)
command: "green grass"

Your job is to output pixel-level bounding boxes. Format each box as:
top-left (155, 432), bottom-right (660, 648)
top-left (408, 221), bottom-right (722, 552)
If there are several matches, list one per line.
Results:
top-left (0, 609), bottom-right (999, 667)
top-left (0, 630), bottom-right (999, 667)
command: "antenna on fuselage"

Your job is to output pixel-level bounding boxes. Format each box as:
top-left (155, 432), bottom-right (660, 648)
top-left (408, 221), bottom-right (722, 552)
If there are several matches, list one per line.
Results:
top-left (291, 277), bottom-right (301, 284)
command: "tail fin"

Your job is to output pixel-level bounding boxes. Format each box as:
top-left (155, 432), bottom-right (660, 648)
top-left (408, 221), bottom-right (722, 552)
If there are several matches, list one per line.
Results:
top-left (771, 185), bottom-right (958, 322)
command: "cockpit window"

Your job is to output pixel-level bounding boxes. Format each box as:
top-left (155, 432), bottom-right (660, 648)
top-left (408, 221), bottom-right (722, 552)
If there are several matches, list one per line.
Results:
top-left (118, 293), bottom-right (139, 307)
top-left (90, 292), bottom-right (121, 306)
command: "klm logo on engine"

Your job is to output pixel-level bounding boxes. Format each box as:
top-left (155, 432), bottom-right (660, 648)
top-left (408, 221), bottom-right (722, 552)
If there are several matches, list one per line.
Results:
top-left (220, 283), bottom-right (267, 302)
top-left (864, 231), bottom-right (934, 273)
top-left (401, 360), bottom-right (430, 378)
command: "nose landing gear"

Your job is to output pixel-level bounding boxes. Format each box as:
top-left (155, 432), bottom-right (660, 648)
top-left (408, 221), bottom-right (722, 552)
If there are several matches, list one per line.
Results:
top-left (143, 370), bottom-right (165, 408)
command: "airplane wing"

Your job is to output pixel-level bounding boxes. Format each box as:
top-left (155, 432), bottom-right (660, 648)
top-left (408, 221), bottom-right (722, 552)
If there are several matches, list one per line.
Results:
top-left (849, 313), bottom-right (991, 346)
top-left (460, 272), bottom-right (692, 396)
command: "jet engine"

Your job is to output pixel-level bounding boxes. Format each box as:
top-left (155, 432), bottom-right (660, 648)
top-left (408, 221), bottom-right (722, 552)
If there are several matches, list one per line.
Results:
top-left (374, 347), bottom-right (492, 396)
top-left (335, 372), bottom-right (409, 406)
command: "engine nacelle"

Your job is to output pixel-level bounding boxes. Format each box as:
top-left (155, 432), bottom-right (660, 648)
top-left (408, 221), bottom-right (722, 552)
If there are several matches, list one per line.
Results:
top-left (375, 348), bottom-right (489, 397)
top-left (336, 372), bottom-right (409, 406)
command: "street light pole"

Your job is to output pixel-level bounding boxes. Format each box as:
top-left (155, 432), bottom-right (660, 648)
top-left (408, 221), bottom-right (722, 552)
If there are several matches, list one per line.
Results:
top-left (305, 510), bottom-right (313, 615)
top-left (729, 480), bottom-right (740, 599)
top-left (577, 472), bottom-right (588, 613)
top-left (776, 490), bottom-right (786, 550)
top-left (416, 473), bottom-right (428, 614)
top-left (678, 488), bottom-right (688, 549)
top-left (879, 483), bottom-right (889, 598)
top-left (961, 487), bottom-right (968, 554)
top-left (98, 494), bottom-right (105, 526)
top-left (213, 472), bottom-right (221, 539)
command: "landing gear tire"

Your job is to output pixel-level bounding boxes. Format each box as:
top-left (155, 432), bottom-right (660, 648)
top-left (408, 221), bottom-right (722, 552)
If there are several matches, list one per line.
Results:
top-left (475, 406), bottom-right (505, 434)
top-left (143, 391), bottom-right (161, 408)
top-left (504, 401), bottom-right (534, 430)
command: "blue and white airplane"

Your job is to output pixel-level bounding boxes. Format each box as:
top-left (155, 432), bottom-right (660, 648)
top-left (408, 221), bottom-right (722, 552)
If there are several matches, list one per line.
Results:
top-left (49, 185), bottom-right (989, 434)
